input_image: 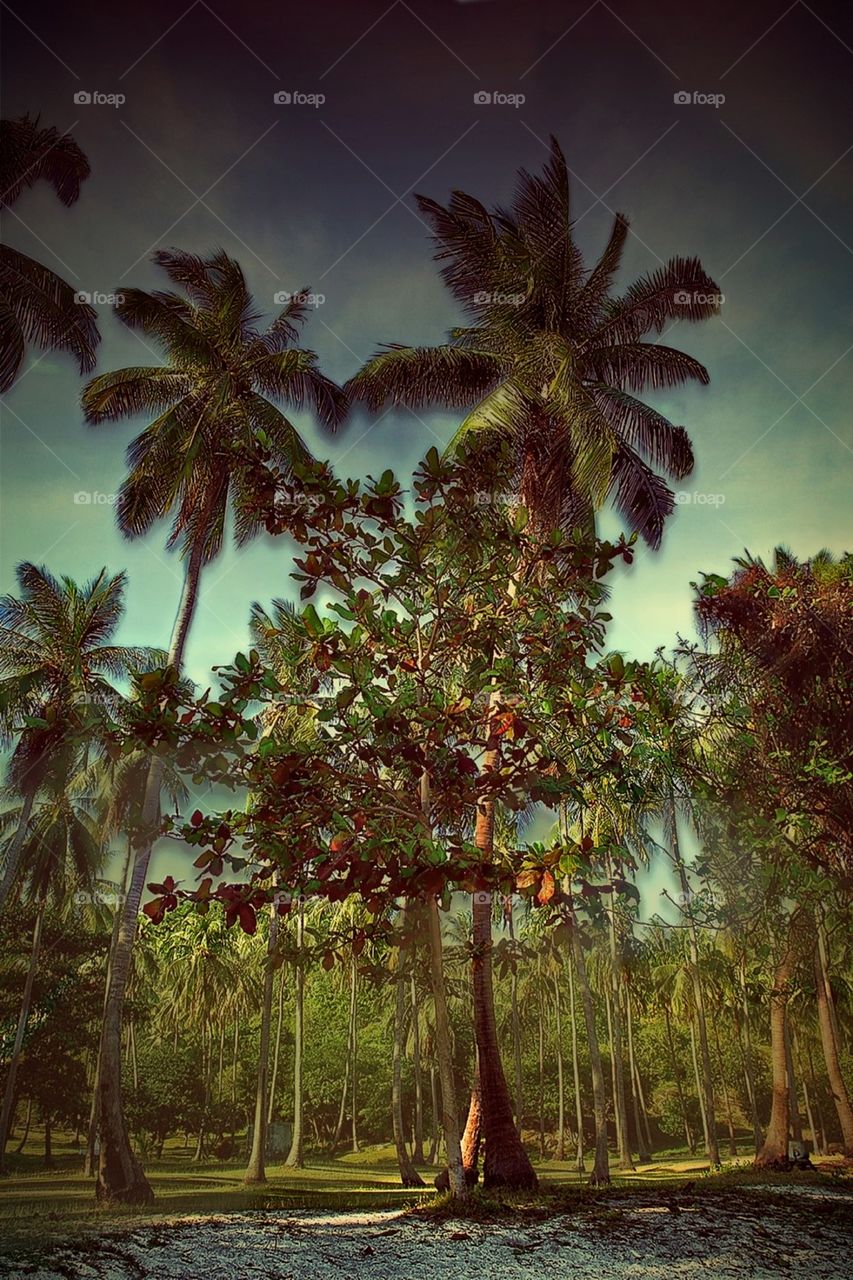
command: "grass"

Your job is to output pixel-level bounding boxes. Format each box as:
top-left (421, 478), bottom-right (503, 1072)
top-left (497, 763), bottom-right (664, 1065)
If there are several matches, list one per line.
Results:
top-left (0, 1127), bottom-right (849, 1258)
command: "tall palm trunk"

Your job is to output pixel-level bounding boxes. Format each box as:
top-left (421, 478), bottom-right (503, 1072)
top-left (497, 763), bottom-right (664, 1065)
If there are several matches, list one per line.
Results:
top-left (712, 1019), bottom-right (738, 1157)
top-left (814, 938), bottom-right (853, 1156)
top-left (285, 901), bottom-right (305, 1167)
top-left (733, 986), bottom-right (762, 1153)
top-left (460, 1063), bottom-right (482, 1172)
top-left (605, 863), bottom-right (634, 1171)
top-left (755, 913), bottom-right (801, 1167)
top-left (690, 1017), bottom-right (710, 1153)
top-left (792, 1028), bottom-right (818, 1154)
top-left (626, 993), bottom-right (651, 1161)
top-left (0, 897), bottom-right (46, 1171)
top-left (554, 976), bottom-right (566, 1160)
top-left (429, 1063), bottom-right (441, 1165)
top-left (420, 769), bottom-right (466, 1198)
top-left (96, 542), bottom-right (205, 1203)
top-left (663, 1004), bottom-right (695, 1154)
top-left (805, 1039), bottom-right (828, 1155)
top-left (469, 777), bottom-right (536, 1188)
top-left (245, 906), bottom-right (279, 1183)
top-left (566, 906), bottom-right (610, 1185)
top-left (410, 976), bottom-right (425, 1165)
top-left (0, 789), bottom-right (36, 916)
top-left (537, 967), bottom-right (546, 1157)
top-left (392, 976), bottom-right (425, 1187)
top-left (567, 949), bottom-right (585, 1172)
top-left (193, 1025), bottom-right (209, 1162)
top-left (267, 972), bottom-right (285, 1126)
top-left (85, 838), bottom-right (133, 1177)
top-left (14, 1098), bottom-right (32, 1154)
top-left (349, 957), bottom-right (359, 1153)
top-left (670, 808), bottom-right (719, 1165)
top-left (506, 907), bottom-right (524, 1135)
top-left (783, 1018), bottom-right (803, 1146)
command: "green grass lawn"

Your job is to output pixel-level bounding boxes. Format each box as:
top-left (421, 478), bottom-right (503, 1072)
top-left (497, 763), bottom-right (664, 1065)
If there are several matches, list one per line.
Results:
top-left (0, 1127), bottom-right (849, 1257)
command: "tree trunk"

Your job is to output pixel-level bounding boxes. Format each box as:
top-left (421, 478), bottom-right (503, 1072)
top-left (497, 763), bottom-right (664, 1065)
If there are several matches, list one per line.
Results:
top-left (469, 776), bottom-right (537, 1188)
top-left (0, 898), bottom-right (46, 1172)
top-left (245, 905), bottom-right (278, 1183)
top-left (814, 939), bottom-right (853, 1156)
top-left (350, 957), bottom-right (359, 1153)
top-left (755, 914), bottom-right (801, 1167)
top-left (410, 976), bottom-right (425, 1165)
top-left (712, 1019), bottom-right (738, 1158)
top-left (193, 1025), bottom-right (208, 1162)
top-left (460, 1062), bottom-right (482, 1173)
top-left (690, 1017), bottom-right (709, 1155)
top-left (0, 789), bottom-right (36, 917)
top-left (554, 976), bottom-right (566, 1160)
top-left (43, 1114), bottom-right (53, 1169)
top-left (14, 1098), bottom-right (32, 1154)
top-left (626, 994), bottom-right (651, 1162)
top-left (392, 976), bottom-right (425, 1187)
top-left (671, 806), bottom-right (719, 1165)
top-left (537, 968), bottom-right (546, 1158)
top-left (567, 906), bottom-right (610, 1185)
top-left (733, 976), bottom-right (763, 1155)
top-left (506, 906), bottom-right (524, 1135)
top-left (604, 869), bottom-right (634, 1171)
top-left (568, 948), bottom-right (586, 1172)
top-left (268, 969), bottom-right (285, 1126)
top-left (285, 901), bottom-right (305, 1167)
top-left (783, 1017), bottom-right (803, 1145)
top-left (792, 1027), bottom-right (818, 1155)
top-left (426, 895), bottom-right (466, 1199)
top-left (96, 543), bottom-right (205, 1204)
top-left (806, 1038), bottom-right (828, 1156)
top-left (664, 1004), bottom-right (695, 1155)
top-left (428, 1063), bottom-right (440, 1165)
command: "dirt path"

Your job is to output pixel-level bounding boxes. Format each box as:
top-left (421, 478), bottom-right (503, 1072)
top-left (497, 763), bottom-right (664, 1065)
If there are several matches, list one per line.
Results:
top-left (5, 1189), bottom-right (852, 1280)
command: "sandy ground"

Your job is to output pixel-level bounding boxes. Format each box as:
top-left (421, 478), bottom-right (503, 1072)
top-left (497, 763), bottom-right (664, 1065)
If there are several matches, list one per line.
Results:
top-left (5, 1189), bottom-right (852, 1280)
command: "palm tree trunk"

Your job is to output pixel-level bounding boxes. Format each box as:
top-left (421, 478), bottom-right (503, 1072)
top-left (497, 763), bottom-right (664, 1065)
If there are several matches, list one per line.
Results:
top-left (783, 1017), bottom-right (803, 1146)
top-left (671, 807), bottom-right (719, 1165)
top-left (460, 1061), bottom-right (482, 1173)
top-left (429, 1063), bottom-right (440, 1165)
top-left (604, 868), bottom-right (634, 1171)
top-left (755, 915), bottom-right (801, 1167)
top-left (14, 1097), bottom-right (32, 1154)
top-left (96, 542), bottom-right (206, 1204)
top-left (268, 970), bottom-right (285, 1126)
top-left (392, 976), bottom-right (425, 1187)
top-left (0, 789), bottom-right (36, 917)
top-left (712, 1019), bottom-right (738, 1157)
top-left (193, 1025), bottom-right (208, 1162)
top-left (690, 1017), bottom-right (710, 1155)
top-left (626, 994), bottom-right (651, 1162)
top-left (506, 906), bottom-right (523, 1135)
top-left (469, 779), bottom-right (537, 1187)
top-left (792, 1027), bottom-right (818, 1155)
top-left (737, 963), bottom-right (763, 1153)
top-left (537, 968), bottom-right (546, 1158)
top-left (350, 957), bottom-right (359, 1153)
top-left (554, 976), bottom-right (566, 1161)
top-left (566, 906), bottom-right (610, 1185)
top-left (43, 1114), bottom-right (53, 1169)
top-left (245, 906), bottom-right (278, 1183)
top-left (426, 894), bottom-right (466, 1198)
top-left (0, 898), bottom-right (46, 1171)
top-left (568, 949), bottom-right (585, 1172)
top-left (664, 1005), bottom-right (695, 1154)
top-left (285, 901), bottom-right (305, 1167)
top-left (410, 976), bottom-right (425, 1165)
top-left (814, 939), bottom-right (853, 1156)
top-left (806, 1038), bottom-right (828, 1155)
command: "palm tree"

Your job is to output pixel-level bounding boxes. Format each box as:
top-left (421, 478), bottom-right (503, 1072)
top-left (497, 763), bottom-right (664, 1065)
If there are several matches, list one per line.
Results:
top-left (0, 563), bottom-right (159, 914)
top-left (0, 116), bottom-right (99, 390)
top-left (81, 248), bottom-right (347, 1204)
top-left (347, 140), bottom-right (720, 1185)
top-left (0, 784), bottom-right (105, 1169)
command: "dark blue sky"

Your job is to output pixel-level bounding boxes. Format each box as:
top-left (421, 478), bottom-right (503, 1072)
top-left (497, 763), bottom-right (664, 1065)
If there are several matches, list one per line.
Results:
top-left (3, 0), bottom-right (852, 682)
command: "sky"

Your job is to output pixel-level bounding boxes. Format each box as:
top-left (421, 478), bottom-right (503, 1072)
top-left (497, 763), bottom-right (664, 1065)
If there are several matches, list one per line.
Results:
top-left (2, 0), bottom-right (852, 898)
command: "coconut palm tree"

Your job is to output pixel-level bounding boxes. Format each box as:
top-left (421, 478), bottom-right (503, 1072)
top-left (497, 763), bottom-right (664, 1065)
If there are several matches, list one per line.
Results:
top-left (0, 563), bottom-right (160, 915)
top-left (0, 116), bottom-right (99, 390)
top-left (81, 248), bottom-right (347, 1204)
top-left (348, 140), bottom-right (720, 1185)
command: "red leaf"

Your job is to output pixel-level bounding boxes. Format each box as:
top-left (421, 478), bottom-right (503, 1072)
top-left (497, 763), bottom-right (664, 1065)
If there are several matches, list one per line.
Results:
top-left (191, 810), bottom-right (204, 827)
top-left (237, 903), bottom-right (257, 935)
